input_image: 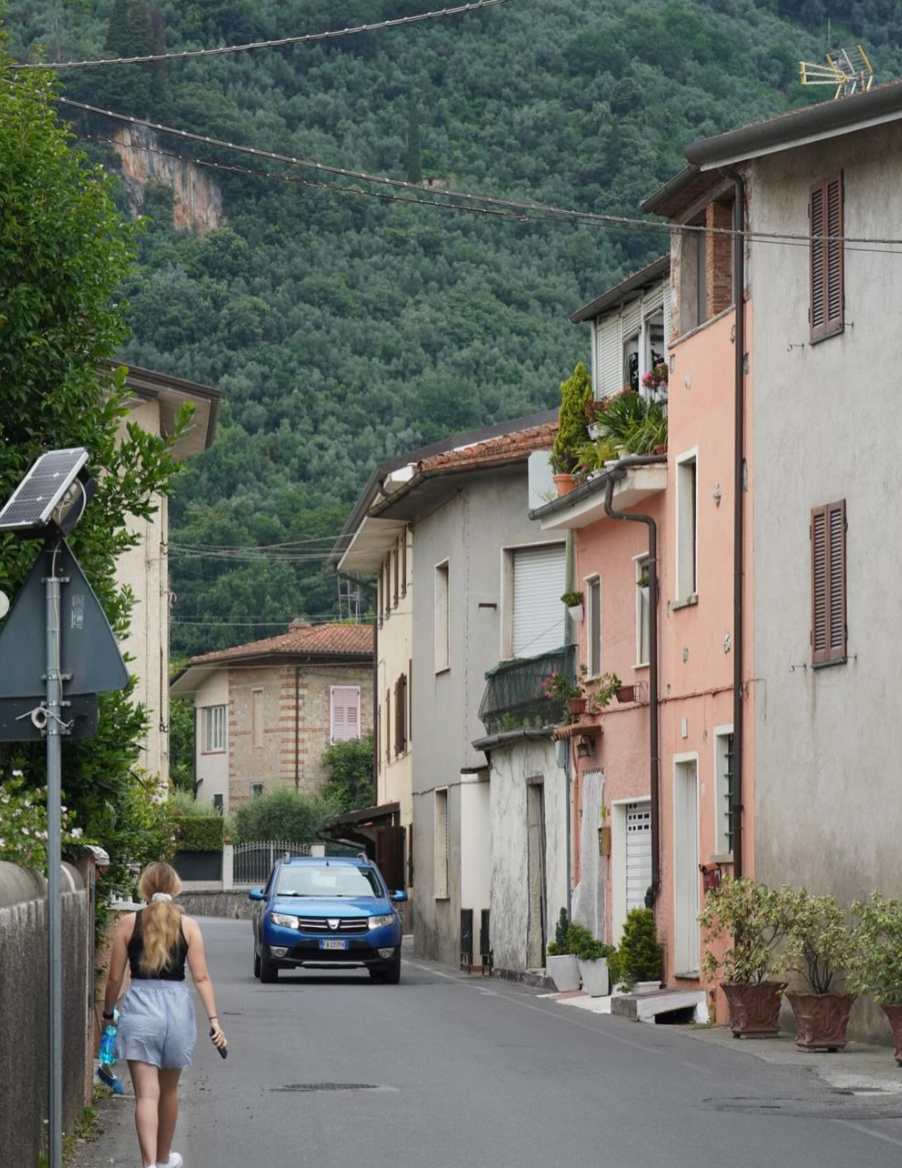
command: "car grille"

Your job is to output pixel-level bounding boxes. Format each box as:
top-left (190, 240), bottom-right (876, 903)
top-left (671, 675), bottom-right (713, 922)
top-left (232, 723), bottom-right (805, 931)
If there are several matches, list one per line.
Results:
top-left (296, 918), bottom-right (369, 934)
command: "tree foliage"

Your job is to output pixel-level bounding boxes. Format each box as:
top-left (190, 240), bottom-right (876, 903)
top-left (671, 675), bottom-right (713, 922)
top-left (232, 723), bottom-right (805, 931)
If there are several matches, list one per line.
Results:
top-left (230, 788), bottom-right (339, 844)
top-left (0, 30), bottom-right (186, 898)
top-left (321, 733), bottom-right (374, 814)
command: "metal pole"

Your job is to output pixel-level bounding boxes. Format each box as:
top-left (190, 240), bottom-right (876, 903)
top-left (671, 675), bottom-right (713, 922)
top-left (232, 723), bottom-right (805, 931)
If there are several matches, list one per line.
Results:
top-left (45, 538), bottom-right (64, 1168)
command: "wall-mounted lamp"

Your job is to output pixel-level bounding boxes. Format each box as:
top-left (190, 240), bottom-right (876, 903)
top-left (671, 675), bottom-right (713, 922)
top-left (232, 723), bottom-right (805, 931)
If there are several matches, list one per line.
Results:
top-left (575, 736), bottom-right (594, 759)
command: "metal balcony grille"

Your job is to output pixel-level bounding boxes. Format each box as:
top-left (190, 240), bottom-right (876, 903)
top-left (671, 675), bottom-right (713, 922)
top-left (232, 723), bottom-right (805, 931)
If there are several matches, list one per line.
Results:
top-left (477, 645), bottom-right (576, 736)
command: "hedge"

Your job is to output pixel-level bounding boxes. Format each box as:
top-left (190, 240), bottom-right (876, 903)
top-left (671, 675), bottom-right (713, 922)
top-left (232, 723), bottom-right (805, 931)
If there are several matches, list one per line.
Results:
top-left (173, 816), bottom-right (224, 853)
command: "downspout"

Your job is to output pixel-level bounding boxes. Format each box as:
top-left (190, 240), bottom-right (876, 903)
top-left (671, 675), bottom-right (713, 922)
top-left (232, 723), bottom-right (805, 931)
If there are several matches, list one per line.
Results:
top-left (721, 167), bottom-right (746, 880)
top-left (563, 529), bottom-right (574, 922)
top-left (294, 665), bottom-right (301, 791)
top-left (603, 455), bottom-right (665, 911)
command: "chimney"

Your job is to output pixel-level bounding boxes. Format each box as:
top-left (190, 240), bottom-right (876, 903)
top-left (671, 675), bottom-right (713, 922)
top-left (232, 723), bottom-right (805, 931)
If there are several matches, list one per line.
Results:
top-left (288, 618), bottom-right (312, 630)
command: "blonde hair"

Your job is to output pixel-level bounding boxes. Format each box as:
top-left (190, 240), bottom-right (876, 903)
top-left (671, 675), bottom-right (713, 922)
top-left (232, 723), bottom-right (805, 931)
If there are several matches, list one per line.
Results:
top-left (137, 862), bottom-right (184, 975)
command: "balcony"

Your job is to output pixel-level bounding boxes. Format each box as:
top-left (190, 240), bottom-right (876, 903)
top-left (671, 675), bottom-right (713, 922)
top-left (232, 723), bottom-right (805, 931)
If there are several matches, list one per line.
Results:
top-left (477, 645), bottom-right (576, 737)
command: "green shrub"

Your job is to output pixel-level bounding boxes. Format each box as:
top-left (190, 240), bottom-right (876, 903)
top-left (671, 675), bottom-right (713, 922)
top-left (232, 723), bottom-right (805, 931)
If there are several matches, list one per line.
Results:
top-left (547, 908), bottom-right (571, 956)
top-left (551, 362), bottom-right (592, 473)
top-left (174, 816), bottom-right (224, 853)
top-left (618, 908), bottom-right (663, 988)
top-left (231, 788), bottom-right (339, 845)
top-left (566, 922), bottom-right (614, 962)
top-left (607, 949), bottom-right (622, 986)
top-left (168, 790), bottom-right (213, 817)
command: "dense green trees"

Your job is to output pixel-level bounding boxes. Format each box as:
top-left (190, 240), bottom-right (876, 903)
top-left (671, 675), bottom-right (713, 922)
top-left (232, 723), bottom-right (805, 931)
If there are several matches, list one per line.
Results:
top-left (6, 0), bottom-right (898, 655)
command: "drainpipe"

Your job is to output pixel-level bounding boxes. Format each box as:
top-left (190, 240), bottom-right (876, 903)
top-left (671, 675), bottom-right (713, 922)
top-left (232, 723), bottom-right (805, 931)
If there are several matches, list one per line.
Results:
top-left (721, 167), bottom-right (746, 881)
top-left (294, 665), bottom-right (301, 791)
top-left (603, 455), bottom-right (665, 912)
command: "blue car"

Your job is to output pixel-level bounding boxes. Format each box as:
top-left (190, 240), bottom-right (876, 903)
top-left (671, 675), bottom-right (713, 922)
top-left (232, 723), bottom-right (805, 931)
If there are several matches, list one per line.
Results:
top-left (249, 856), bottom-right (407, 984)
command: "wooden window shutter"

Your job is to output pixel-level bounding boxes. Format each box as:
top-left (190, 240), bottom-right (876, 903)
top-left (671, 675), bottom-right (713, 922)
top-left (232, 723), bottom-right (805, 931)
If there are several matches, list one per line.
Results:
top-left (810, 173), bottom-right (844, 343)
top-left (408, 657), bottom-right (413, 745)
top-left (811, 500), bottom-right (846, 665)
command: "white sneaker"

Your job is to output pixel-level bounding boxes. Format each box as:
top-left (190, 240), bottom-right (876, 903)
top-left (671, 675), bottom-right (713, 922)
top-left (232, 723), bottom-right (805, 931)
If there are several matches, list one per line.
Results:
top-left (157, 1156), bottom-right (183, 1168)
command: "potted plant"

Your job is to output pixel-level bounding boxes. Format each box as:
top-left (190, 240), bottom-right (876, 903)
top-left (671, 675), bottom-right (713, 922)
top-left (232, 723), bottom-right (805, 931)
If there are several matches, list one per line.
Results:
top-left (546, 908), bottom-right (581, 992)
top-left (561, 590), bottom-right (584, 622)
top-left (618, 908), bottom-right (664, 992)
top-left (698, 877), bottom-right (787, 1037)
top-left (551, 362), bottom-right (592, 494)
top-left (782, 889), bottom-right (857, 1051)
top-left (567, 923), bottom-right (614, 997)
top-left (587, 671), bottom-right (620, 714)
top-left (850, 893), bottom-right (902, 1064)
top-left (540, 669), bottom-right (583, 717)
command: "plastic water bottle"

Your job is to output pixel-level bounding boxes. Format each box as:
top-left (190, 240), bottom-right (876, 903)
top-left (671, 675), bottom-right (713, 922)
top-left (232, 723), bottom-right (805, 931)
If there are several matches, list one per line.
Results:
top-left (99, 1009), bottom-right (118, 1065)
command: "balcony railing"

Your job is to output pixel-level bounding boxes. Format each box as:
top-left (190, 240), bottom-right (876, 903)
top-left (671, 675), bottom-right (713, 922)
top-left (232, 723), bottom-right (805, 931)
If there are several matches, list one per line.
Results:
top-left (477, 645), bottom-right (576, 736)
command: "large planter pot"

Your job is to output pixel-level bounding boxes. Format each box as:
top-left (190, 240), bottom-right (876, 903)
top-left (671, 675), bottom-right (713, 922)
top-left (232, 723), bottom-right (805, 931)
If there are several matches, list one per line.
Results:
top-left (568, 697), bottom-right (587, 716)
top-left (579, 958), bottom-right (610, 998)
top-left (553, 473), bottom-right (577, 496)
top-left (722, 981), bottom-right (786, 1039)
top-left (567, 604), bottom-right (584, 622)
top-left (786, 991), bottom-right (856, 1052)
top-left (881, 1004), bottom-right (902, 1066)
top-left (547, 954), bottom-right (580, 993)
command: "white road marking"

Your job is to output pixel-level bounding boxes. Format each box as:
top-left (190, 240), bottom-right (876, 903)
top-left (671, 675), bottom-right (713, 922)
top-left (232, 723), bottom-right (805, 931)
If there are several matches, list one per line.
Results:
top-left (833, 1119), bottom-right (902, 1149)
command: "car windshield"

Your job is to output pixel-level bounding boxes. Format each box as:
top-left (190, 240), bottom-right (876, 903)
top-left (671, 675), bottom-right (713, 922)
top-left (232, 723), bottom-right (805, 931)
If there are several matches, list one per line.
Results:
top-left (275, 864), bottom-right (384, 898)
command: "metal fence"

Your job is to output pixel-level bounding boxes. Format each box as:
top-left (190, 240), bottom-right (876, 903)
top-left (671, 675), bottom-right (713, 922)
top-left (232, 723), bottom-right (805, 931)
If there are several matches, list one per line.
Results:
top-left (477, 644), bottom-right (576, 736)
top-left (232, 840), bottom-right (312, 886)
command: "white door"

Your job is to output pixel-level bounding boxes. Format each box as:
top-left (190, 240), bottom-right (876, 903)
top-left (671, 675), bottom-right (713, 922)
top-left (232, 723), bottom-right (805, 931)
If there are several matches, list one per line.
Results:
top-left (625, 801), bottom-right (652, 913)
top-left (673, 758), bottom-right (700, 976)
top-left (511, 544), bottom-right (566, 657)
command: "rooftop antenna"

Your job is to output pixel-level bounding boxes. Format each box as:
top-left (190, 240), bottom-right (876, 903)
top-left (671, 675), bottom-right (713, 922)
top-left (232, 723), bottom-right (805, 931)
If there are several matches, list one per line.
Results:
top-left (800, 44), bottom-right (874, 99)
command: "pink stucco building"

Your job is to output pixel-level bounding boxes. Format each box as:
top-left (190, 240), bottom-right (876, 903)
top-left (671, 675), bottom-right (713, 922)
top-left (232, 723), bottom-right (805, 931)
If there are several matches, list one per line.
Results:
top-left (533, 221), bottom-right (753, 1011)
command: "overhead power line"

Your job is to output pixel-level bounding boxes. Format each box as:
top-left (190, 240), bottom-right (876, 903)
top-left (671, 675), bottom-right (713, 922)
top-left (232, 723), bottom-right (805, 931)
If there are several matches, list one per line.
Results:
top-left (14, 0), bottom-right (517, 70)
top-left (59, 98), bottom-right (902, 250)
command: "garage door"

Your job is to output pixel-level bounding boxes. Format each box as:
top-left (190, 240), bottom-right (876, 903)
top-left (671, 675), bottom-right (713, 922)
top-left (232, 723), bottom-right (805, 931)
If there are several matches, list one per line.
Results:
top-left (626, 801), bottom-right (652, 912)
top-left (512, 544), bottom-right (566, 657)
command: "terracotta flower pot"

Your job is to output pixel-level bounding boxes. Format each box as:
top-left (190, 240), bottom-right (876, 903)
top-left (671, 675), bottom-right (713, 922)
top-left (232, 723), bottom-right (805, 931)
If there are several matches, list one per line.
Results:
top-left (615, 685), bottom-right (636, 704)
top-left (568, 697), bottom-right (587, 716)
top-left (722, 981), bottom-right (786, 1039)
top-left (881, 1004), bottom-right (902, 1066)
top-left (553, 473), bottom-right (576, 496)
top-left (786, 991), bottom-right (856, 1052)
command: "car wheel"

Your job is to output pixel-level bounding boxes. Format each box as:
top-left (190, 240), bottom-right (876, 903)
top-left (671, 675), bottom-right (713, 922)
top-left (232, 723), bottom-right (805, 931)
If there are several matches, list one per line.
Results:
top-left (373, 958), bottom-right (401, 985)
top-left (369, 968), bottom-right (385, 981)
top-left (260, 946), bottom-right (279, 983)
top-left (253, 948), bottom-right (261, 979)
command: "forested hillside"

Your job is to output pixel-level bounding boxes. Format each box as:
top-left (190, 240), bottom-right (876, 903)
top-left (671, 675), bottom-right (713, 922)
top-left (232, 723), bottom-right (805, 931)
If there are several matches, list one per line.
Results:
top-left (7, 0), bottom-right (900, 653)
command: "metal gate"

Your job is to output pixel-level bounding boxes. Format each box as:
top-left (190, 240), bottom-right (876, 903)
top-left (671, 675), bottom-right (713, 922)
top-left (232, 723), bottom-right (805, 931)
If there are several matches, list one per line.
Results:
top-left (233, 840), bottom-right (312, 886)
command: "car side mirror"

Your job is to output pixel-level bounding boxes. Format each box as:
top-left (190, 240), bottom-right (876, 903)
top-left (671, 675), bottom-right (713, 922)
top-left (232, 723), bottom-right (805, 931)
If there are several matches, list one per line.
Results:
top-left (248, 888), bottom-right (265, 902)
top-left (392, 889), bottom-right (408, 903)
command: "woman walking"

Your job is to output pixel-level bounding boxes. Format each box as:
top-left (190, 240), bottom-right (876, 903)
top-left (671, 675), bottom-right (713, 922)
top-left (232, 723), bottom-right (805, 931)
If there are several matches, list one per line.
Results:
top-left (102, 862), bottom-right (227, 1168)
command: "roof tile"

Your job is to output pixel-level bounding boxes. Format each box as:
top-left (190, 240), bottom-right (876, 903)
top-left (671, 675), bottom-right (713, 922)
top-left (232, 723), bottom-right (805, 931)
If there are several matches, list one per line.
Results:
top-left (417, 421), bottom-right (557, 473)
top-left (188, 621), bottom-right (373, 665)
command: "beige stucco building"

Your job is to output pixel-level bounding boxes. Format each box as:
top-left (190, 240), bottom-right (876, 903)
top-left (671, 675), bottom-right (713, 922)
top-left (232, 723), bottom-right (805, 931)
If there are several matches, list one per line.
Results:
top-left (115, 365), bottom-right (220, 780)
top-left (170, 621), bottom-right (373, 812)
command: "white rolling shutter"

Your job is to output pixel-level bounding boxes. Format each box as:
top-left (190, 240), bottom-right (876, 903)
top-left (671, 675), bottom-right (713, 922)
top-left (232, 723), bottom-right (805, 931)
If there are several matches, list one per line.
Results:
top-left (512, 544), bottom-right (566, 657)
top-left (663, 286), bottom-right (672, 353)
top-left (620, 296), bottom-right (643, 342)
top-left (626, 801), bottom-right (652, 912)
top-left (596, 313), bottom-right (623, 399)
top-left (642, 282), bottom-right (665, 315)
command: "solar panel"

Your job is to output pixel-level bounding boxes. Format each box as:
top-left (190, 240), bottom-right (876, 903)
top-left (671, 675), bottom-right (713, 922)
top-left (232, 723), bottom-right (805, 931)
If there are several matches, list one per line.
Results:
top-left (0, 448), bottom-right (90, 533)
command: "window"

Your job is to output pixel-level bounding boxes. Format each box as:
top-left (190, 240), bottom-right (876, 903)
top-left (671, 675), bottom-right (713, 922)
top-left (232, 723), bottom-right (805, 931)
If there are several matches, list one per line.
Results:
top-left (676, 454), bottom-right (698, 601)
top-left (408, 657), bottom-right (413, 745)
top-left (811, 500), bottom-right (847, 665)
top-left (252, 688), bottom-right (263, 748)
top-left (251, 782), bottom-right (264, 798)
top-left (586, 576), bottom-right (601, 677)
top-left (394, 673), bottom-right (408, 756)
top-left (400, 534), bottom-right (408, 597)
top-left (212, 793), bottom-right (224, 813)
top-left (383, 561), bottom-right (391, 620)
top-left (385, 689), bottom-right (391, 763)
top-left (434, 788), bottom-right (449, 899)
top-left (330, 686), bottom-right (361, 743)
top-left (679, 200), bottom-right (733, 336)
top-left (714, 729), bottom-right (734, 856)
top-left (435, 560), bottom-right (450, 673)
top-left (636, 556), bottom-right (651, 666)
top-left (392, 546), bottom-right (399, 607)
top-left (810, 173), bottom-right (844, 343)
top-left (507, 543), bottom-right (566, 658)
top-left (202, 705), bottom-right (226, 753)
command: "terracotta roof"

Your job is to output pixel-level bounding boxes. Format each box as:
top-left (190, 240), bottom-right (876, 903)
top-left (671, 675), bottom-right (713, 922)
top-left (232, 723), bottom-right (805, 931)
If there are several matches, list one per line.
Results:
top-left (188, 621), bottom-right (373, 666)
top-left (416, 421), bottom-right (557, 473)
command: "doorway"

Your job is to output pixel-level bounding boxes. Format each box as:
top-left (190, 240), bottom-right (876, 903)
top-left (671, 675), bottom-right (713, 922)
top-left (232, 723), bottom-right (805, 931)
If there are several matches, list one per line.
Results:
top-left (673, 756), bottom-right (700, 977)
top-left (526, 779), bottom-right (547, 969)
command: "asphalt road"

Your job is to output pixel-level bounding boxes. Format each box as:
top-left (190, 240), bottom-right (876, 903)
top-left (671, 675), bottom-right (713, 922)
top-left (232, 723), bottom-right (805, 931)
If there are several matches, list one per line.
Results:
top-left (75, 917), bottom-right (902, 1168)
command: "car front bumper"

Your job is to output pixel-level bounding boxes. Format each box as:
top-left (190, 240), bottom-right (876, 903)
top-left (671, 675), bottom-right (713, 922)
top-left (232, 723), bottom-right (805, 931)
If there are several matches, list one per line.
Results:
top-left (267, 939), bottom-right (401, 969)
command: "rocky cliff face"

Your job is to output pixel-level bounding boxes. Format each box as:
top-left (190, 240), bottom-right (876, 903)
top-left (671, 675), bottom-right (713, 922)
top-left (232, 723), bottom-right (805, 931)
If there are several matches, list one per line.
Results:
top-left (111, 124), bottom-right (225, 234)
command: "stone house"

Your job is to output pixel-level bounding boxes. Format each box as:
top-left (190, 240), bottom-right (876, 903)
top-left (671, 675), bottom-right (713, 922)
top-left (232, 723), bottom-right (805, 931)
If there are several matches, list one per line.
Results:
top-left (170, 621), bottom-right (373, 812)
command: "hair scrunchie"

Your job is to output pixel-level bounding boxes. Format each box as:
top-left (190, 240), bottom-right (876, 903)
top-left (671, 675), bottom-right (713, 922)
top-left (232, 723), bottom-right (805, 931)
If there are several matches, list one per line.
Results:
top-left (151, 892), bottom-right (173, 903)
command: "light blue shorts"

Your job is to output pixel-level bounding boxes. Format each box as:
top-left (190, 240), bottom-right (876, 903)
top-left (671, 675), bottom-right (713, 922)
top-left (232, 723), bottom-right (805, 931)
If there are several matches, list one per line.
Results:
top-left (116, 980), bottom-right (196, 1069)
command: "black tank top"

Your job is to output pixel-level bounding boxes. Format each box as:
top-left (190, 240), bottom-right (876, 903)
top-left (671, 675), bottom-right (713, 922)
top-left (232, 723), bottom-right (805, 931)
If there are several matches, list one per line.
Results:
top-left (127, 909), bottom-right (189, 981)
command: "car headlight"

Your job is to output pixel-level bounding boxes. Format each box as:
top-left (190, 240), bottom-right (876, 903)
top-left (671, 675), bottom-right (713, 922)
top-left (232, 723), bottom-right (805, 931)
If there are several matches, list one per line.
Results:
top-left (271, 912), bottom-right (300, 929)
top-left (368, 914), bottom-right (395, 931)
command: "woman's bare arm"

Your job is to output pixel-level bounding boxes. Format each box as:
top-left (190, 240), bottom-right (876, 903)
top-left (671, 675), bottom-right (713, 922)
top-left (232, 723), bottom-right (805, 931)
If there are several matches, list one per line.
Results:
top-left (184, 917), bottom-right (227, 1049)
top-left (102, 913), bottom-right (135, 1016)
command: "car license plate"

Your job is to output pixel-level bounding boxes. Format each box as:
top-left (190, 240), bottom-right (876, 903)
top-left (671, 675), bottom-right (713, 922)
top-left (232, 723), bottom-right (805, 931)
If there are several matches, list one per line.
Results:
top-left (319, 939), bottom-right (348, 951)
